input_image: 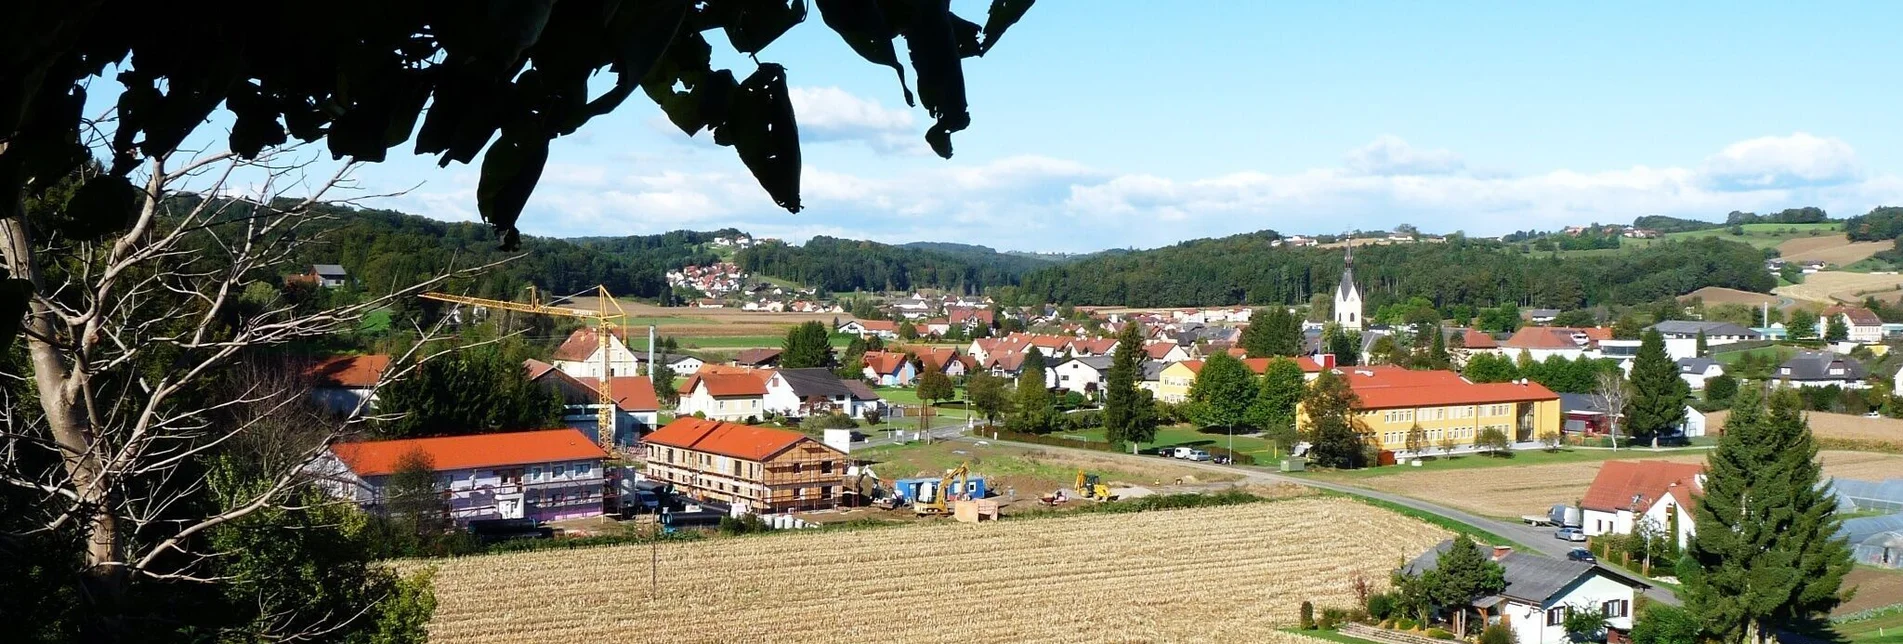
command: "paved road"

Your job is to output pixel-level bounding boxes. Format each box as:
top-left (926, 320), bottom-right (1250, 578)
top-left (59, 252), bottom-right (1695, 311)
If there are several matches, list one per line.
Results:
top-left (945, 434), bottom-right (1682, 606)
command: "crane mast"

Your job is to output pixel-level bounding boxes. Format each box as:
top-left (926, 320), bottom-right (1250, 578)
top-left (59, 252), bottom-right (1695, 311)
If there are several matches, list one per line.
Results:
top-left (419, 286), bottom-right (630, 453)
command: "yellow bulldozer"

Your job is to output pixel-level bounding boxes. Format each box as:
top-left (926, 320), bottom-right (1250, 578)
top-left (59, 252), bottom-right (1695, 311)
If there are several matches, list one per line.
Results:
top-left (1074, 470), bottom-right (1112, 501)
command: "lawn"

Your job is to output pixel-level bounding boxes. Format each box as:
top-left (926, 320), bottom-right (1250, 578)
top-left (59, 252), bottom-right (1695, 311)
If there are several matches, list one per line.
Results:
top-left (617, 315), bottom-right (717, 326)
top-left (1836, 606), bottom-right (1903, 644)
top-left (1281, 628), bottom-right (1383, 644)
top-left (1068, 424), bottom-right (1290, 460)
top-left (1713, 344), bottom-right (1795, 365)
top-left (872, 386), bottom-right (974, 420)
top-left (357, 308), bottom-right (392, 334)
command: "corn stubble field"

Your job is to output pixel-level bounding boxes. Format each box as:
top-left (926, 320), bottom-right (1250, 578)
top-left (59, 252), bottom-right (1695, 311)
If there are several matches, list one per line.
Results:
top-left (422, 498), bottom-right (1445, 643)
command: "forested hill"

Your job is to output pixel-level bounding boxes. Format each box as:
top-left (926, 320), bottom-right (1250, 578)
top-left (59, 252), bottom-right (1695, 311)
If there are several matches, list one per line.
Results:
top-left (290, 207), bottom-right (721, 300)
top-left (736, 236), bottom-right (1045, 294)
top-left (1016, 234), bottom-right (1774, 310)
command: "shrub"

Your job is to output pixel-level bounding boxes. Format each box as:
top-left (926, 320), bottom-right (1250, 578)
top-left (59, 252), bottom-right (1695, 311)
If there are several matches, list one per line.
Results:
top-left (1392, 617), bottom-right (1418, 631)
top-left (1479, 622), bottom-right (1517, 644)
top-left (1366, 592), bottom-right (1395, 621)
top-left (1426, 628), bottom-right (1454, 640)
top-left (1204, 446), bottom-right (1257, 465)
top-left (800, 412), bottom-right (859, 430)
top-left (717, 515), bottom-right (771, 535)
top-left (1320, 607), bottom-right (1348, 630)
top-left (1300, 601), bottom-right (1316, 630)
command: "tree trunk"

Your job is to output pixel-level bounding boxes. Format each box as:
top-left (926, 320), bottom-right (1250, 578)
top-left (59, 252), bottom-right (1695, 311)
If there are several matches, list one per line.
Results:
top-left (0, 193), bottom-right (127, 607)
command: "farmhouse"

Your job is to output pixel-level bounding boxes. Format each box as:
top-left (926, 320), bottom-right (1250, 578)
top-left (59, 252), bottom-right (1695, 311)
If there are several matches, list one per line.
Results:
top-left (1821, 306), bottom-right (1885, 344)
top-left (1774, 351), bottom-right (1869, 389)
top-left (1648, 320), bottom-right (1763, 360)
top-left (306, 263), bottom-right (349, 288)
top-left (642, 418), bottom-right (847, 513)
top-left (1580, 460), bottom-right (1703, 549)
top-left (1557, 393), bottom-right (1706, 440)
top-left (732, 348), bottom-right (781, 368)
top-left (763, 368), bottom-right (882, 418)
top-left (676, 371), bottom-right (771, 421)
top-left (550, 327), bottom-right (644, 379)
top-left (1302, 367), bottom-right (1563, 455)
top-left (839, 319), bottom-right (900, 339)
top-left (310, 429), bottom-right (610, 524)
top-left (1499, 327), bottom-right (1608, 362)
top-left (305, 354), bottom-right (389, 416)
top-left (1404, 541), bottom-right (1644, 644)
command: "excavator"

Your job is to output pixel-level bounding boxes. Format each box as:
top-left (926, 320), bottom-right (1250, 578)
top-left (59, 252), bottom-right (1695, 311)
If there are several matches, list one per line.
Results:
top-left (913, 462), bottom-right (971, 516)
top-left (1074, 470), bottom-right (1112, 502)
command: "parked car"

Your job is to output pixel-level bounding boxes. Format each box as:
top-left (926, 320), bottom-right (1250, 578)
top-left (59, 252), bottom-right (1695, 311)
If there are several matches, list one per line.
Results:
top-left (1186, 449), bottom-right (1211, 462)
top-left (1555, 527), bottom-right (1587, 542)
top-left (1211, 454), bottom-right (1232, 464)
top-left (1566, 547), bottom-right (1596, 563)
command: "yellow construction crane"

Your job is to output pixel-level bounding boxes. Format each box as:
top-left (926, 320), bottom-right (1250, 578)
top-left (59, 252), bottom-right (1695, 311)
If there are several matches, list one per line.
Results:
top-left (419, 285), bottom-right (630, 452)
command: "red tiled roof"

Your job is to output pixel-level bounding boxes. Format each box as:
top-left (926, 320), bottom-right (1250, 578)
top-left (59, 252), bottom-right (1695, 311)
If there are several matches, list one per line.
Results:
top-left (1502, 327), bottom-right (1586, 350)
top-left (523, 358), bottom-right (559, 380)
top-left (1351, 380), bottom-right (1560, 410)
top-left (863, 351), bottom-right (912, 376)
top-left (306, 354), bottom-right (390, 388)
top-left (1068, 337), bottom-right (1118, 354)
top-left (733, 348), bottom-right (782, 366)
top-left (644, 417), bottom-right (824, 461)
top-left (857, 320), bottom-right (898, 332)
top-left (553, 328), bottom-right (605, 362)
top-left (1225, 347), bottom-right (1248, 358)
top-left (1460, 329), bottom-right (1499, 349)
top-left (331, 429), bottom-right (607, 476)
top-left (1581, 460), bottom-right (1704, 513)
top-left (684, 372), bottom-right (769, 397)
top-left (1824, 306), bottom-right (1884, 326)
top-left (573, 376), bottom-right (660, 411)
top-left (1143, 343), bottom-right (1179, 359)
top-left (1339, 366), bottom-right (1469, 389)
top-left (906, 347), bottom-right (961, 372)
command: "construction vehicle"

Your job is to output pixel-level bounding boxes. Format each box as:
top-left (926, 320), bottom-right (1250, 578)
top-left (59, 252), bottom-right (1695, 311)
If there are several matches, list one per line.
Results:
top-left (914, 462), bottom-right (971, 516)
top-left (420, 286), bottom-right (630, 453)
top-left (1074, 470), bottom-right (1112, 501)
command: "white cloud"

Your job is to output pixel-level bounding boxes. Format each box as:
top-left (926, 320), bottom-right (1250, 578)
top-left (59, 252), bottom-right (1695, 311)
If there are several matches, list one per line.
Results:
top-left (385, 133), bottom-right (1903, 253)
top-left (788, 86), bottom-right (924, 154)
top-left (1699, 132), bottom-right (1859, 189)
top-left (1344, 135), bottom-right (1465, 176)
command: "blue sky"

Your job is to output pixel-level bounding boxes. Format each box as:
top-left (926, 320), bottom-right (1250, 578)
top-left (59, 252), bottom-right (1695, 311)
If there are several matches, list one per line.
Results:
top-left (102, 2), bottom-right (1903, 252)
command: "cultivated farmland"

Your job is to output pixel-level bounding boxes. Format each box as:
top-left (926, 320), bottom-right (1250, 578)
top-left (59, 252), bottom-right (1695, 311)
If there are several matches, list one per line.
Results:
top-left (1333, 450), bottom-right (1903, 519)
top-left (1706, 410), bottom-right (1903, 452)
top-left (1679, 286), bottom-right (1783, 309)
top-left (1775, 271), bottom-right (1903, 304)
top-left (1777, 234), bottom-right (1891, 266)
top-left (420, 498), bottom-right (1447, 643)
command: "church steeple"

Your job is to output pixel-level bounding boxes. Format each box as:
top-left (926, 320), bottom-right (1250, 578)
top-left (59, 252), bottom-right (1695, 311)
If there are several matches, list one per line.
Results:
top-left (1334, 242), bottom-right (1363, 330)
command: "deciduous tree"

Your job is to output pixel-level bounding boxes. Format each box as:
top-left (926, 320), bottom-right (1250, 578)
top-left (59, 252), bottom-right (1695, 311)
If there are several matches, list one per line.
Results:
top-left (1304, 370), bottom-right (1369, 469)
top-left (1010, 346), bottom-right (1055, 433)
top-left (1187, 353), bottom-right (1255, 431)
top-left (1246, 358), bottom-right (1307, 450)
top-left (915, 367), bottom-right (954, 408)
top-left (966, 372), bottom-right (1011, 426)
top-left (377, 343), bottom-right (564, 438)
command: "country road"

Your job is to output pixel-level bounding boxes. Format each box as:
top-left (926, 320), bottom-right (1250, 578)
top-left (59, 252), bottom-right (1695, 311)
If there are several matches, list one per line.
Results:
top-left (941, 432), bottom-right (1683, 606)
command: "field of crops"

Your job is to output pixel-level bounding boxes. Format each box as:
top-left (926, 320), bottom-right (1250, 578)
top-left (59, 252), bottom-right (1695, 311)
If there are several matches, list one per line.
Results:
top-left (1706, 410), bottom-right (1903, 452)
top-left (1337, 450), bottom-right (1903, 519)
top-left (420, 498), bottom-right (1447, 643)
top-left (1776, 271), bottom-right (1903, 304)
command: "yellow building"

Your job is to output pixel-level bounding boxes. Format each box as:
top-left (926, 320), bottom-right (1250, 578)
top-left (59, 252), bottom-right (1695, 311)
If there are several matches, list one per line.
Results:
top-left (1298, 367), bottom-right (1563, 455)
top-left (1154, 361), bottom-right (1200, 403)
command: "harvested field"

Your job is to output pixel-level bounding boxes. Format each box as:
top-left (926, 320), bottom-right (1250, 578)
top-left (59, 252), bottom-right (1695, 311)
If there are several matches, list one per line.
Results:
top-left (1777, 234), bottom-right (1890, 266)
top-left (1339, 451), bottom-right (1902, 519)
top-left (1839, 567), bottom-right (1903, 615)
top-left (1775, 271), bottom-right (1903, 304)
top-left (1680, 286), bottom-right (1783, 308)
top-left (421, 498), bottom-right (1447, 643)
top-left (556, 296), bottom-right (849, 345)
top-left (1707, 410), bottom-right (1903, 453)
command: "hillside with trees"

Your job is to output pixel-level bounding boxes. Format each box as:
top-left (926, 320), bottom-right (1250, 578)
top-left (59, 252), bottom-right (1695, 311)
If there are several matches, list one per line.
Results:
top-left (736, 236), bottom-right (1044, 294)
top-left (1017, 233), bottom-right (1773, 309)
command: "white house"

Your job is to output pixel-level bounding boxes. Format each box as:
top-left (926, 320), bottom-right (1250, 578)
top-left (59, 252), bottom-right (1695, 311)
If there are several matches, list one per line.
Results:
top-left (305, 354), bottom-right (389, 417)
top-left (551, 327), bottom-right (643, 379)
top-left (763, 368), bottom-right (882, 418)
top-left (307, 429), bottom-right (610, 524)
top-left (1821, 306), bottom-right (1885, 344)
top-left (1675, 357), bottom-right (1723, 390)
top-left (676, 372), bottom-right (769, 421)
top-left (1774, 351), bottom-right (1869, 389)
top-left (310, 263), bottom-right (349, 288)
top-left (1649, 321), bottom-right (1763, 361)
top-left (1052, 356), bottom-right (1114, 395)
top-left (1405, 541), bottom-right (1643, 644)
top-left (1579, 460), bottom-right (1703, 549)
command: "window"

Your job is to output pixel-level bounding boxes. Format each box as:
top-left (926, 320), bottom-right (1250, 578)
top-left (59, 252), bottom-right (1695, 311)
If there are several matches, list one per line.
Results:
top-left (529, 466), bottom-right (543, 482)
top-left (1547, 608), bottom-right (1565, 626)
top-left (553, 465), bottom-right (567, 479)
top-left (1602, 600), bottom-right (1629, 618)
top-left (573, 463), bottom-right (590, 477)
top-left (820, 460), bottom-right (833, 474)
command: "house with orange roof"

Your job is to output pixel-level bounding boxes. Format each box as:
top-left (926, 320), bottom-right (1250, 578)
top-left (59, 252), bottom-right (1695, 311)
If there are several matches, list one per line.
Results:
top-left (859, 351), bottom-right (917, 386)
top-left (677, 370), bottom-right (771, 421)
top-left (306, 354), bottom-right (390, 416)
top-left (1500, 326), bottom-right (1605, 362)
top-left (549, 327), bottom-right (645, 379)
top-left (643, 418), bottom-right (847, 513)
top-left (310, 428), bottom-right (610, 523)
top-left (526, 358), bottom-right (656, 444)
top-left (1142, 341), bottom-right (1191, 362)
top-left (907, 346), bottom-right (968, 379)
top-left (1300, 367), bottom-right (1562, 457)
top-left (837, 319), bottom-right (900, 340)
top-left (1579, 460), bottom-right (1704, 549)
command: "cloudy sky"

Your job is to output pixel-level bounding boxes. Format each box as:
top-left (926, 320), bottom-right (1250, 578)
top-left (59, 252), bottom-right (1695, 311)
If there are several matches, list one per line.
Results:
top-left (123, 2), bottom-right (1903, 253)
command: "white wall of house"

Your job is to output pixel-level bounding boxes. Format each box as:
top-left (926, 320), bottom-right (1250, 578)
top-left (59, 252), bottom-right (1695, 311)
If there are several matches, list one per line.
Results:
top-left (1053, 360), bottom-right (1106, 393)
top-left (762, 377), bottom-right (871, 418)
top-left (310, 386), bottom-right (374, 417)
top-left (677, 384), bottom-right (765, 421)
top-left (1582, 488), bottom-right (1696, 549)
top-left (305, 452), bottom-right (606, 523)
top-left (1680, 366), bottom-right (1721, 390)
top-left (667, 356), bottom-right (705, 374)
top-left (1500, 573), bottom-right (1637, 644)
top-left (554, 334), bottom-right (643, 379)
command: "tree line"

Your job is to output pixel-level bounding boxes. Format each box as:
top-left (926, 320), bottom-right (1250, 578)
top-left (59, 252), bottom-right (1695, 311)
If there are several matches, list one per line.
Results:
top-left (1015, 234), bottom-right (1773, 309)
top-left (734, 236), bottom-right (1046, 295)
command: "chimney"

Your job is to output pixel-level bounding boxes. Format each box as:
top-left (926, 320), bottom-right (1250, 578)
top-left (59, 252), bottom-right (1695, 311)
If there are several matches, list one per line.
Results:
top-left (1491, 545), bottom-right (1513, 561)
top-left (1320, 353), bottom-right (1336, 369)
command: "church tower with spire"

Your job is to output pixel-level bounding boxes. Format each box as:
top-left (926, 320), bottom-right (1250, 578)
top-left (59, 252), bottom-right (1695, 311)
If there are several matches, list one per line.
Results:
top-left (1334, 243), bottom-right (1363, 330)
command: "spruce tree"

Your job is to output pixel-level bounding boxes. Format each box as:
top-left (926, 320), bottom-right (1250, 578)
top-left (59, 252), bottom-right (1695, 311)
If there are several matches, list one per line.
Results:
top-left (1011, 346), bottom-right (1055, 433)
top-left (1270, 307), bottom-right (1305, 356)
top-left (1680, 387), bottom-right (1854, 644)
top-left (1428, 324), bottom-right (1450, 370)
top-left (1103, 323), bottom-right (1154, 445)
top-left (1825, 315), bottom-right (1848, 343)
top-left (1625, 329), bottom-right (1688, 442)
top-left (1240, 308), bottom-right (1279, 358)
top-left (781, 321), bottom-right (835, 368)
top-left (1695, 329), bottom-right (1709, 356)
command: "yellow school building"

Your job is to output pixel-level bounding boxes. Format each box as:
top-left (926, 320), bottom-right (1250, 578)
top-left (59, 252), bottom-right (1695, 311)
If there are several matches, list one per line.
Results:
top-left (1298, 367), bottom-right (1563, 454)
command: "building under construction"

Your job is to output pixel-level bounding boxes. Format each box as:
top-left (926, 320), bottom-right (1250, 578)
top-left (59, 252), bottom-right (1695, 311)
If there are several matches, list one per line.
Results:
top-left (642, 418), bottom-right (847, 513)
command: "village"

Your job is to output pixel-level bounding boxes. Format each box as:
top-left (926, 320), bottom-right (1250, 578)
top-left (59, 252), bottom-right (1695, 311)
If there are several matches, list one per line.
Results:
top-left (291, 244), bottom-right (1903, 644)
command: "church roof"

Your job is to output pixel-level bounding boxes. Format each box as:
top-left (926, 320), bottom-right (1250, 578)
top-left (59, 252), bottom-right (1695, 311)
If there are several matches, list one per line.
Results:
top-left (1336, 246), bottom-right (1359, 300)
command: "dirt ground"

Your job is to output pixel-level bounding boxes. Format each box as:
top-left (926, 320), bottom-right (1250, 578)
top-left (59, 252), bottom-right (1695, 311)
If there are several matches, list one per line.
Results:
top-left (1777, 234), bottom-right (1891, 266)
top-left (563, 296), bottom-right (849, 337)
top-left (1775, 271), bottom-right (1903, 304)
top-left (1840, 567), bottom-right (1903, 614)
top-left (1680, 286), bottom-right (1784, 309)
top-left (1707, 410), bottom-right (1903, 452)
top-left (1337, 450), bottom-right (1903, 519)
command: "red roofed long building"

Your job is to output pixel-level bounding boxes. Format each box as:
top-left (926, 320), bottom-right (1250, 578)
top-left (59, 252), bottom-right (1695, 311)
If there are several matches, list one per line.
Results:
top-left (312, 428), bottom-right (611, 524)
top-left (1298, 367), bottom-right (1563, 457)
top-left (643, 418), bottom-right (847, 512)
top-left (1580, 460), bottom-right (1704, 548)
